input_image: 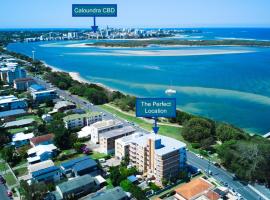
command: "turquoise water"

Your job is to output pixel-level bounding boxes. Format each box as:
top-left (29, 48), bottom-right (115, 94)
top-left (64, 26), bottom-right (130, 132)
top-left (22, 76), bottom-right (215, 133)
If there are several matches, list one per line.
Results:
top-left (7, 36), bottom-right (270, 134)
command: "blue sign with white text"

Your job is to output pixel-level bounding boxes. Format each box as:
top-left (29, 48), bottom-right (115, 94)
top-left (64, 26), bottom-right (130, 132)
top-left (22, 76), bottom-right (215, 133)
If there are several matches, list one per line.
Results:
top-left (72, 4), bottom-right (117, 17)
top-left (136, 98), bottom-right (176, 118)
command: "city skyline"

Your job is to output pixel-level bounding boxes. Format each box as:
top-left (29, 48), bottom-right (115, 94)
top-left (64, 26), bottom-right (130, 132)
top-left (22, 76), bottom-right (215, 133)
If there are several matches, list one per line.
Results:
top-left (0, 0), bottom-right (270, 28)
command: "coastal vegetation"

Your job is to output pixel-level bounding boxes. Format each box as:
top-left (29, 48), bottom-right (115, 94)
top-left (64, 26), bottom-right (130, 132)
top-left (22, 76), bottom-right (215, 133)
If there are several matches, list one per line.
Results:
top-left (86, 39), bottom-right (270, 47)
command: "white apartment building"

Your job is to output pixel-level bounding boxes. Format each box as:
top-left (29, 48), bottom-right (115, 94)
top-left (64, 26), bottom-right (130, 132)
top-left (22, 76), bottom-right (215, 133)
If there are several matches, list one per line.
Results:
top-left (63, 112), bottom-right (102, 130)
top-left (87, 119), bottom-right (123, 144)
top-left (116, 133), bottom-right (187, 185)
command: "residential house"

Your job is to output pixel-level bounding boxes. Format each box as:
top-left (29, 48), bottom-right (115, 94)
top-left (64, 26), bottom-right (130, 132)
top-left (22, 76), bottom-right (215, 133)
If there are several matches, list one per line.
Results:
top-left (86, 187), bottom-right (129, 200)
top-left (174, 177), bottom-right (218, 200)
top-left (99, 126), bottom-right (136, 154)
top-left (0, 95), bottom-right (28, 112)
top-left (30, 133), bottom-right (54, 147)
top-left (27, 144), bottom-right (58, 164)
top-left (28, 160), bottom-right (61, 184)
top-left (63, 112), bottom-right (102, 130)
top-left (55, 175), bottom-right (97, 200)
top-left (60, 156), bottom-right (98, 177)
top-left (0, 109), bottom-right (26, 120)
top-left (3, 118), bottom-right (34, 129)
top-left (12, 132), bottom-right (34, 148)
top-left (53, 101), bottom-right (76, 112)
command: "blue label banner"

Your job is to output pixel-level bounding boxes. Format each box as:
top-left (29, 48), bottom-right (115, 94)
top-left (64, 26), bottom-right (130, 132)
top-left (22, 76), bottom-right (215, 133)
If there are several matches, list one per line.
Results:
top-left (72, 4), bottom-right (117, 17)
top-left (136, 98), bottom-right (176, 118)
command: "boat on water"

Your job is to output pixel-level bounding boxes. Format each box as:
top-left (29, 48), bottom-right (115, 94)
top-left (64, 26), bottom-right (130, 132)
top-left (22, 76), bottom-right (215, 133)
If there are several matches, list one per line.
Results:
top-left (165, 88), bottom-right (176, 95)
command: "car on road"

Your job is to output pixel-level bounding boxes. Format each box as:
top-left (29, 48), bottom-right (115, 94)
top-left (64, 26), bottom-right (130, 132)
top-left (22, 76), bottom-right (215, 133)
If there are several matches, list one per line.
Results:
top-left (7, 190), bottom-right (12, 197)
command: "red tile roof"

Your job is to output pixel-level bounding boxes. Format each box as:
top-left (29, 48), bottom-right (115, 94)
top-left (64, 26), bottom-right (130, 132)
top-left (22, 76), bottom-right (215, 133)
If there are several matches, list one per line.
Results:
top-left (30, 134), bottom-right (54, 146)
top-left (204, 190), bottom-right (220, 200)
top-left (175, 178), bottom-right (214, 200)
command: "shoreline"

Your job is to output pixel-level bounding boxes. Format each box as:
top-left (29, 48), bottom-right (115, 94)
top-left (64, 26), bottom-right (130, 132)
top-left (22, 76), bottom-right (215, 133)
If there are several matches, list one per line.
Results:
top-left (42, 61), bottom-right (116, 92)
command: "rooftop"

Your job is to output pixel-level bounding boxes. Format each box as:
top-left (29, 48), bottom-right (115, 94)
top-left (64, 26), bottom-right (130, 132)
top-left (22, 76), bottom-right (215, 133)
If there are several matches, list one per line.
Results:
top-left (63, 112), bottom-right (101, 121)
top-left (73, 158), bottom-right (97, 172)
top-left (14, 77), bottom-right (35, 83)
top-left (100, 126), bottom-right (136, 139)
top-left (0, 95), bottom-right (26, 104)
top-left (33, 89), bottom-right (56, 94)
top-left (28, 144), bottom-right (57, 156)
top-left (60, 156), bottom-right (91, 169)
top-left (29, 84), bottom-right (45, 91)
top-left (57, 175), bottom-right (95, 194)
top-left (30, 134), bottom-right (54, 146)
top-left (86, 186), bottom-right (127, 200)
top-left (4, 118), bottom-right (34, 128)
top-left (12, 132), bottom-right (34, 142)
top-left (174, 178), bottom-right (214, 200)
top-left (54, 100), bottom-right (75, 110)
top-left (32, 166), bottom-right (60, 178)
top-left (115, 132), bottom-right (146, 145)
top-left (91, 119), bottom-right (122, 130)
top-left (28, 160), bottom-right (55, 173)
top-left (131, 133), bottom-right (186, 156)
top-left (0, 109), bottom-right (26, 118)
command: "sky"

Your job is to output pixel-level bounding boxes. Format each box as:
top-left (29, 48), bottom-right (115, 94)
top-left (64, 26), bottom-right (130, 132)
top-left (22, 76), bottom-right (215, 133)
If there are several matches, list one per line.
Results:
top-left (0, 0), bottom-right (270, 28)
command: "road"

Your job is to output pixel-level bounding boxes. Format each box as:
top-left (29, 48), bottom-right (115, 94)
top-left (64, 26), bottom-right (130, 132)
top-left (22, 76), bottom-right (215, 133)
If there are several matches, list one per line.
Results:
top-left (187, 151), bottom-right (269, 200)
top-left (32, 76), bottom-right (269, 200)
top-left (0, 184), bottom-right (9, 200)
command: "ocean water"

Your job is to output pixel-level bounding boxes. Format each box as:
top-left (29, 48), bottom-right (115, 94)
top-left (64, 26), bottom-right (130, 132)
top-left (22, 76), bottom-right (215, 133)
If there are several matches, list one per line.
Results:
top-left (7, 28), bottom-right (270, 135)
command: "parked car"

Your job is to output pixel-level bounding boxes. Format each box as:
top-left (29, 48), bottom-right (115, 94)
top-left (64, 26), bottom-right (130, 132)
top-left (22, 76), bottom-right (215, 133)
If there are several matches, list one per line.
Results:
top-left (7, 190), bottom-right (13, 197)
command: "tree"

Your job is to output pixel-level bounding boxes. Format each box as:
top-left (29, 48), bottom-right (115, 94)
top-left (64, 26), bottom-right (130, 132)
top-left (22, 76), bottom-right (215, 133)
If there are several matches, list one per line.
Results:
top-left (1, 146), bottom-right (21, 166)
top-left (182, 118), bottom-right (213, 143)
top-left (20, 180), bottom-right (49, 200)
top-left (48, 120), bottom-right (71, 150)
top-left (0, 127), bottom-right (10, 149)
top-left (109, 166), bottom-right (124, 186)
top-left (216, 123), bottom-right (246, 142)
top-left (120, 180), bottom-right (133, 191)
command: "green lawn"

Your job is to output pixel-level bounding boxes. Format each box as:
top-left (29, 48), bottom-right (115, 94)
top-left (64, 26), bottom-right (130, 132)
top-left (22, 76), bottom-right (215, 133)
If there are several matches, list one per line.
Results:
top-left (100, 104), bottom-right (202, 153)
top-left (3, 172), bottom-right (17, 186)
top-left (14, 167), bottom-right (28, 177)
top-left (8, 126), bottom-right (35, 134)
top-left (100, 104), bottom-right (182, 138)
top-left (90, 152), bottom-right (108, 160)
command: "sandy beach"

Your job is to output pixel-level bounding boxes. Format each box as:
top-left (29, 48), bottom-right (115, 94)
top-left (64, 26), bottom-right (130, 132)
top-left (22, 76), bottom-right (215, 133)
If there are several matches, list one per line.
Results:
top-left (67, 48), bottom-right (255, 57)
top-left (42, 61), bottom-right (115, 92)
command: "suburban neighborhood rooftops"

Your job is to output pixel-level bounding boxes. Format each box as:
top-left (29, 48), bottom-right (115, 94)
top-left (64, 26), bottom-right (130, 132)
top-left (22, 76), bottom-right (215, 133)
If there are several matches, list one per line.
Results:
top-left (12, 132), bottom-right (34, 142)
top-left (30, 134), bottom-right (54, 146)
top-left (60, 156), bottom-right (91, 169)
top-left (63, 112), bottom-right (101, 121)
top-left (28, 160), bottom-right (55, 173)
top-left (32, 166), bottom-right (60, 178)
top-left (86, 186), bottom-right (127, 200)
top-left (72, 158), bottom-right (97, 173)
top-left (174, 177), bottom-right (214, 200)
top-left (100, 126), bottom-right (136, 139)
top-left (0, 109), bottom-right (26, 118)
top-left (4, 118), bottom-right (34, 128)
top-left (57, 175), bottom-right (95, 194)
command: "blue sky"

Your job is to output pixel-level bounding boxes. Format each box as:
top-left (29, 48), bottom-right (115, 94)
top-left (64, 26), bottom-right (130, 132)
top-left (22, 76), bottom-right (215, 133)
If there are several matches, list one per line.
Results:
top-left (0, 0), bottom-right (270, 28)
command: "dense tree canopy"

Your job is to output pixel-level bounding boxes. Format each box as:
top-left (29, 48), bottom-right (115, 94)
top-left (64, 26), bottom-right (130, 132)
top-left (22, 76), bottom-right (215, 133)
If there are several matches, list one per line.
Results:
top-left (182, 118), bottom-right (213, 143)
top-left (216, 123), bottom-right (247, 142)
